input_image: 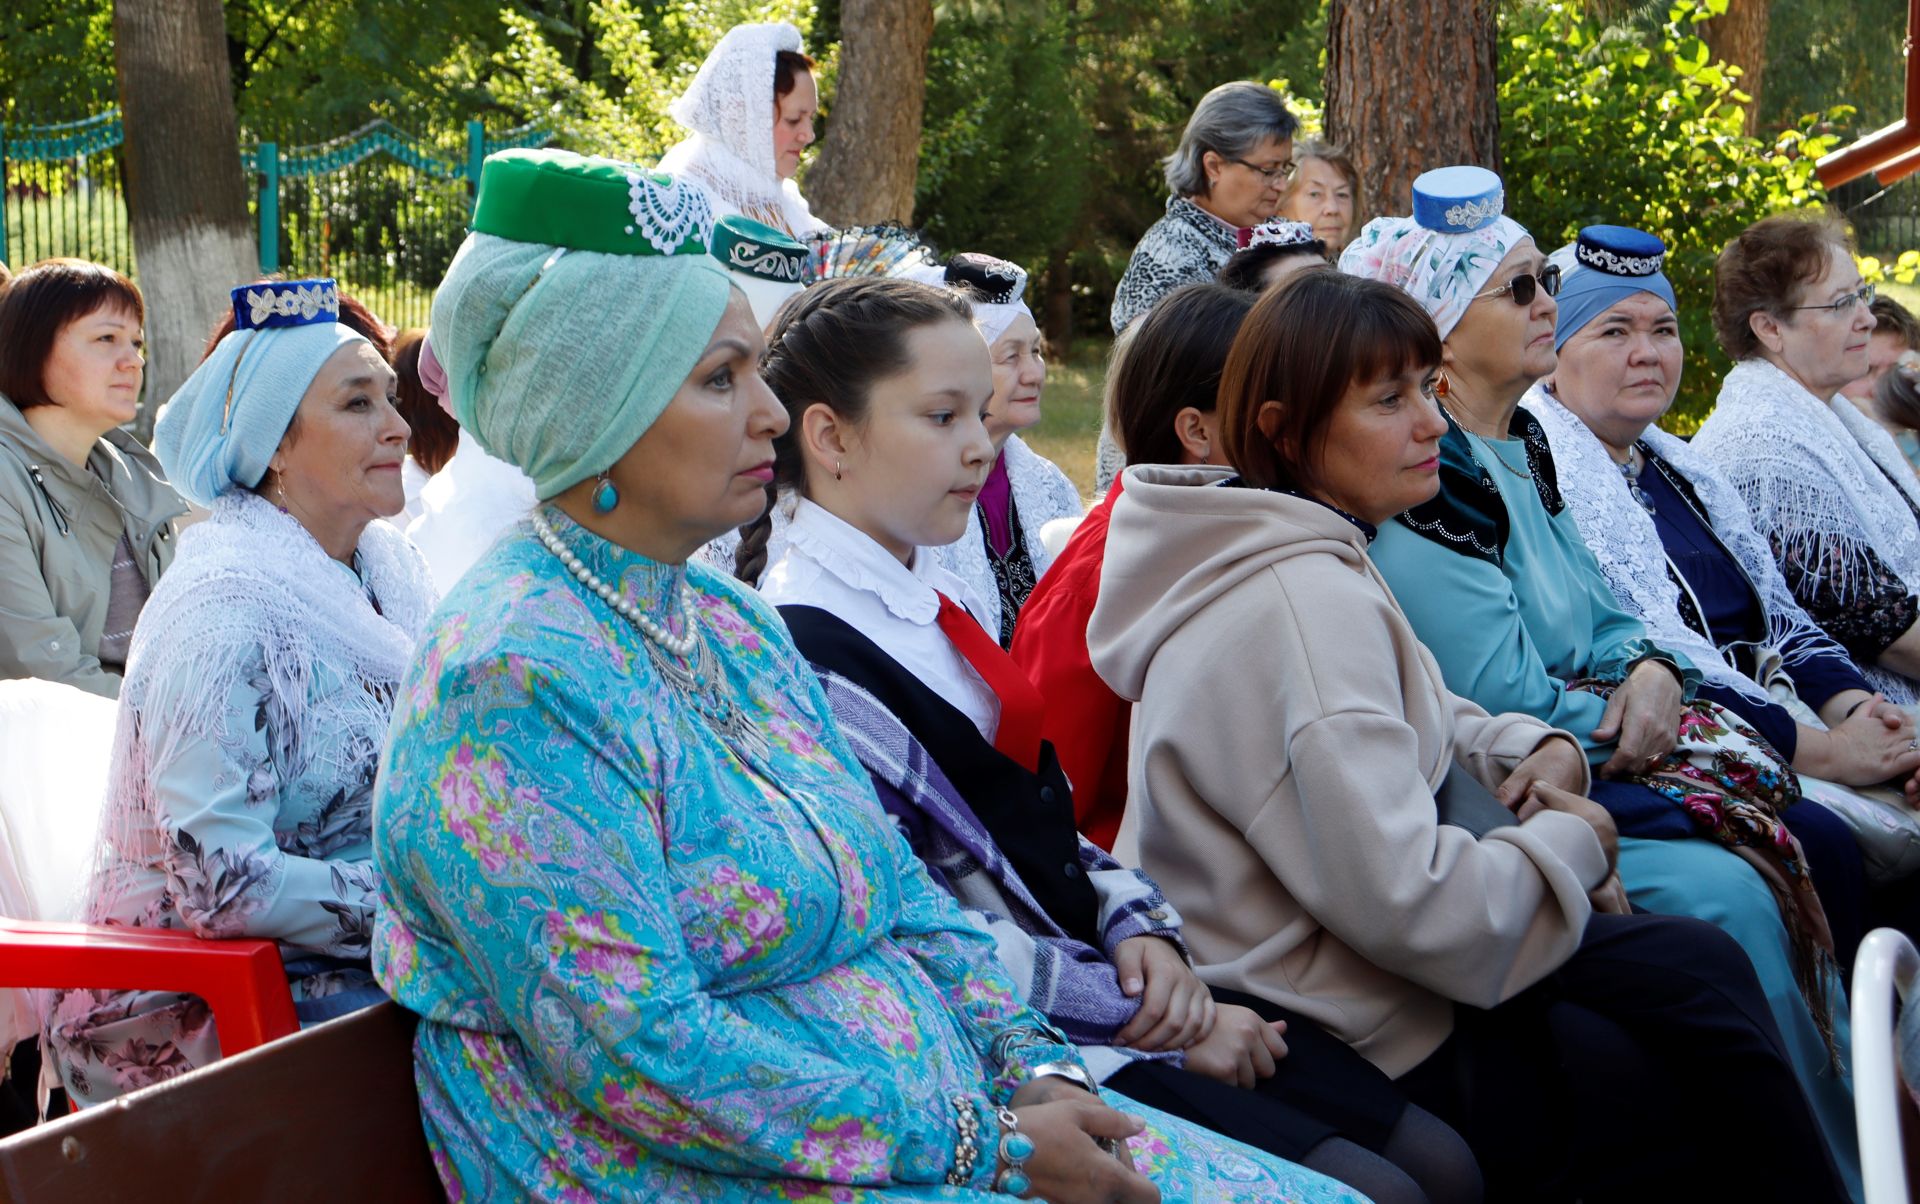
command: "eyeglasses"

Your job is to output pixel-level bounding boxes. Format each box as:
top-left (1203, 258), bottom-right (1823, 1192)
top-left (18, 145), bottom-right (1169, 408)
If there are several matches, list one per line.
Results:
top-left (1790, 282), bottom-right (1875, 315)
top-left (1472, 264), bottom-right (1563, 307)
top-left (1224, 155), bottom-right (1297, 185)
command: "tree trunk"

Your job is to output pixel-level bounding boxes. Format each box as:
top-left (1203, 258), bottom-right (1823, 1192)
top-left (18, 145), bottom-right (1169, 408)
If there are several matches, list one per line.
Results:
top-left (1325, 0), bottom-right (1500, 226)
top-left (114, 0), bottom-right (259, 441)
top-left (805, 0), bottom-right (935, 226)
top-left (1702, 0), bottom-right (1770, 135)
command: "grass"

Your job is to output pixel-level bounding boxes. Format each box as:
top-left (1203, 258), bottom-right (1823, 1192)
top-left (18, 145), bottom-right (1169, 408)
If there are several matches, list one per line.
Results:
top-left (1024, 338), bottom-right (1112, 500)
top-left (1881, 280), bottom-right (1920, 315)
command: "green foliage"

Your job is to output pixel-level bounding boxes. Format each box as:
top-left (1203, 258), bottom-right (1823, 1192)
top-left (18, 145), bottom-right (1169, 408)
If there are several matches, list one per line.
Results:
top-left (1499, 0), bottom-right (1853, 429)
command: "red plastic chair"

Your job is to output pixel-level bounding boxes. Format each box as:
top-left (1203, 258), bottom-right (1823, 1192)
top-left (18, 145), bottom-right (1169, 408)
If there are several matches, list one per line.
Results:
top-left (0, 916), bottom-right (298, 1057)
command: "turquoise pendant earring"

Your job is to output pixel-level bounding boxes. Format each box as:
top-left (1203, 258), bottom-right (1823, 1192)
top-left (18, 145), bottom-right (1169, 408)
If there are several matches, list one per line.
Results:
top-left (591, 471), bottom-right (620, 513)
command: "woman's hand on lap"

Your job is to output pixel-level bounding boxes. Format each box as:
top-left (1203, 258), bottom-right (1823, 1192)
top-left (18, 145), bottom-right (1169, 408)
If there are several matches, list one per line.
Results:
top-left (1594, 661), bottom-right (1682, 778)
top-left (1496, 734), bottom-right (1588, 810)
top-left (1006, 1094), bottom-right (1159, 1203)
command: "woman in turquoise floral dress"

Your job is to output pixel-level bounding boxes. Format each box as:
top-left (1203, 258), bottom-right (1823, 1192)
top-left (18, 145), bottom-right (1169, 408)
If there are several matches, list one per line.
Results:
top-left (373, 147), bottom-right (1363, 1203)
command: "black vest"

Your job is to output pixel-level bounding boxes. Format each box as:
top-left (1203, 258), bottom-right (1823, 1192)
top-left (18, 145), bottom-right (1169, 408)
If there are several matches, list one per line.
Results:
top-left (779, 604), bottom-right (1103, 948)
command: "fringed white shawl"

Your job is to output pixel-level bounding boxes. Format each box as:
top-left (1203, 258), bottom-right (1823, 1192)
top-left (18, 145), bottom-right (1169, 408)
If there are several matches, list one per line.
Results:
top-left (84, 491), bottom-right (436, 923)
top-left (1525, 383), bottom-right (1844, 713)
top-left (658, 22), bottom-right (824, 238)
top-left (1693, 357), bottom-right (1920, 703)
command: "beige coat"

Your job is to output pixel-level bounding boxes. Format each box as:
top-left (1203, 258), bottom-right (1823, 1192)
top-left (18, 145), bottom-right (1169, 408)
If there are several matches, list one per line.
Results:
top-left (1088, 465), bottom-right (1607, 1076)
top-left (0, 398), bottom-right (186, 697)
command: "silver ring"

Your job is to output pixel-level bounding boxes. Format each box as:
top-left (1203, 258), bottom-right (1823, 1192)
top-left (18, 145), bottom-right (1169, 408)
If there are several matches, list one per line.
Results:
top-left (1909, 738), bottom-right (1918, 751)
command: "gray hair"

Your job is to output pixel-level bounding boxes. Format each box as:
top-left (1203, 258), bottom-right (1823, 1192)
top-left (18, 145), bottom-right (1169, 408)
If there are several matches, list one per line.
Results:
top-left (1162, 82), bottom-right (1300, 198)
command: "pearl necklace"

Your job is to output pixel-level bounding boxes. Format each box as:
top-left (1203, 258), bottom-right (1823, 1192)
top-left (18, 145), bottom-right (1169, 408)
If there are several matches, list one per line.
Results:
top-left (532, 509), bottom-right (699, 658)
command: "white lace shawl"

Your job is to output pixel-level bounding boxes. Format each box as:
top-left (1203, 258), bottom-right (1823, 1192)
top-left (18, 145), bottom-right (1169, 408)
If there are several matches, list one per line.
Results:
top-left (1524, 384), bottom-right (1839, 711)
top-left (932, 433), bottom-right (1085, 639)
top-left (658, 22), bottom-right (824, 237)
top-left (1693, 357), bottom-right (1920, 702)
top-left (85, 491), bottom-right (437, 920)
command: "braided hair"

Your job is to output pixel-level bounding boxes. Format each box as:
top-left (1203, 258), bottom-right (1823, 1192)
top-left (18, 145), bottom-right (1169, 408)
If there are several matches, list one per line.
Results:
top-left (735, 277), bottom-right (976, 583)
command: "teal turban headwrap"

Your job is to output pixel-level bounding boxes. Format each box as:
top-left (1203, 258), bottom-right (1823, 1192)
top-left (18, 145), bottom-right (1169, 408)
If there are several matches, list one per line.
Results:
top-left (430, 148), bottom-right (732, 501)
top-left (154, 279), bottom-right (369, 506)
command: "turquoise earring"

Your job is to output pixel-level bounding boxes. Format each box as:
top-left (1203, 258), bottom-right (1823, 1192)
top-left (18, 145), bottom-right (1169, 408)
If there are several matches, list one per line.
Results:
top-left (592, 471), bottom-right (620, 513)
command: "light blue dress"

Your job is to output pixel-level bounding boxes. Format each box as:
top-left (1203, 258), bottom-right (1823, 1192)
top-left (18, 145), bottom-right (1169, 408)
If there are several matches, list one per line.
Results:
top-left (1369, 419), bottom-right (1861, 1201)
top-left (372, 509), bottom-right (1365, 1203)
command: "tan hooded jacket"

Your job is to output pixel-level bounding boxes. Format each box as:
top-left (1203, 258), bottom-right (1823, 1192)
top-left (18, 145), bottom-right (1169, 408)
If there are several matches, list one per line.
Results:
top-left (1088, 464), bottom-right (1606, 1076)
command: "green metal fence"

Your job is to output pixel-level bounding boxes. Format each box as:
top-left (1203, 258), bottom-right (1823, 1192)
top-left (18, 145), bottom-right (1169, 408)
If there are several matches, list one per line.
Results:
top-left (1, 109), bottom-right (551, 332)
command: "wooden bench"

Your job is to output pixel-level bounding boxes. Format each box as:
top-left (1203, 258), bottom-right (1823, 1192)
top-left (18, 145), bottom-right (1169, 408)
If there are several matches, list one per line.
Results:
top-left (0, 1002), bottom-right (442, 1203)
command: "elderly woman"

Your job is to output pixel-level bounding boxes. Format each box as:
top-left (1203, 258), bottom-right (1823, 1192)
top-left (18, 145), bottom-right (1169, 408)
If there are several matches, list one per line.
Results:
top-left (1086, 267), bottom-right (1847, 1202)
top-left (1523, 224), bottom-right (1920, 960)
top-left (1346, 169), bottom-right (1864, 1199)
top-left (660, 21), bottom-right (824, 237)
top-left (44, 277), bottom-right (434, 1105)
top-left (1277, 140), bottom-right (1360, 257)
top-left (1693, 216), bottom-right (1920, 710)
top-left (0, 259), bottom-right (187, 697)
top-left (1109, 81), bottom-right (1299, 336)
top-left (372, 147), bottom-right (1358, 1203)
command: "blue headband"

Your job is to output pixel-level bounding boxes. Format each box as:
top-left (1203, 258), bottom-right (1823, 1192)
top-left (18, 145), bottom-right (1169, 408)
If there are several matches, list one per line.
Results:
top-left (154, 278), bottom-right (369, 505)
top-left (1552, 225), bottom-right (1677, 351)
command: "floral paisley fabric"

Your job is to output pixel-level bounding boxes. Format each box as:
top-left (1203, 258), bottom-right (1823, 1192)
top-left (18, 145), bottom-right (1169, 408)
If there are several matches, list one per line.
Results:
top-left (373, 509), bottom-right (1362, 1203)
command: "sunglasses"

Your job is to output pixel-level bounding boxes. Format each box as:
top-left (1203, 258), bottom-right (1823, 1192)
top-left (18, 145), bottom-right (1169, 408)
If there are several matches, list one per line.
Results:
top-left (1471, 263), bottom-right (1562, 307)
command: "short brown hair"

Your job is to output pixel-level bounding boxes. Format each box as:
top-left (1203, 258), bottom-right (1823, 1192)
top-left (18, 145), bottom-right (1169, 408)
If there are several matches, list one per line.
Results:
top-left (1711, 212), bottom-right (1851, 361)
top-left (391, 328), bottom-right (459, 474)
top-left (0, 258), bottom-right (145, 411)
top-left (1111, 282), bottom-right (1255, 467)
top-left (1220, 270), bottom-right (1442, 492)
top-left (1870, 295), bottom-right (1920, 348)
top-left (775, 50), bottom-right (815, 101)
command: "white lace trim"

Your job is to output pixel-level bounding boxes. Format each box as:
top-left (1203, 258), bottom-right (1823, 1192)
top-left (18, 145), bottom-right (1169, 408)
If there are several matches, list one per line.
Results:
top-left (1525, 385), bottom-right (1829, 710)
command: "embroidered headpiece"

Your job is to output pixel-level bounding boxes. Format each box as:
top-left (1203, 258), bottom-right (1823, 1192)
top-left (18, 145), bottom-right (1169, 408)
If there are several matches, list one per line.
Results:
top-left (231, 279), bottom-right (341, 330)
top-left (1239, 219), bottom-right (1317, 251)
top-left (470, 148), bottom-right (714, 257)
top-left (944, 252), bottom-right (1027, 305)
top-left (711, 215), bottom-right (806, 282)
top-left (1549, 224), bottom-right (1678, 352)
top-left (1412, 166), bottom-right (1506, 234)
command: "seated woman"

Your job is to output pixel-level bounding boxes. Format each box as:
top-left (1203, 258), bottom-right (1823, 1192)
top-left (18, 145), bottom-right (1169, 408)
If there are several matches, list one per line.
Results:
top-left (1343, 168), bottom-right (1861, 1197)
top-left (1011, 282), bottom-right (1256, 850)
top-left (1216, 219), bottom-right (1327, 293)
top-left (659, 21), bottom-right (824, 236)
top-left (1696, 215), bottom-right (1920, 707)
top-left (373, 147), bottom-right (1358, 1203)
top-left (732, 252), bottom-right (1083, 647)
top-left (754, 276), bottom-right (1474, 1204)
top-left (1087, 265), bottom-right (1848, 1203)
top-left (44, 277), bottom-right (433, 1105)
top-left (1524, 224), bottom-right (1920, 958)
top-left (0, 259), bottom-right (187, 697)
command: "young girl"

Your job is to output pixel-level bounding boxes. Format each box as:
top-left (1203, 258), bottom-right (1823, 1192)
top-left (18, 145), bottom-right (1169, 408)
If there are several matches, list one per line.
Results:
top-left (747, 275), bottom-right (1476, 1204)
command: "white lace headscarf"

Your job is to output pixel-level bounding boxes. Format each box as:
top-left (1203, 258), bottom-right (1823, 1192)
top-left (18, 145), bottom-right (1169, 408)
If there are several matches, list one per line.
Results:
top-left (1693, 356), bottom-right (1920, 704)
top-left (1524, 381), bottom-right (1847, 710)
top-left (658, 22), bottom-right (824, 237)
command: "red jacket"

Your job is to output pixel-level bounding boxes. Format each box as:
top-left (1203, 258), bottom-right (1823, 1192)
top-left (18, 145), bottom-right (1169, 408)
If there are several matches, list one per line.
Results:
top-left (1009, 477), bottom-right (1131, 850)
